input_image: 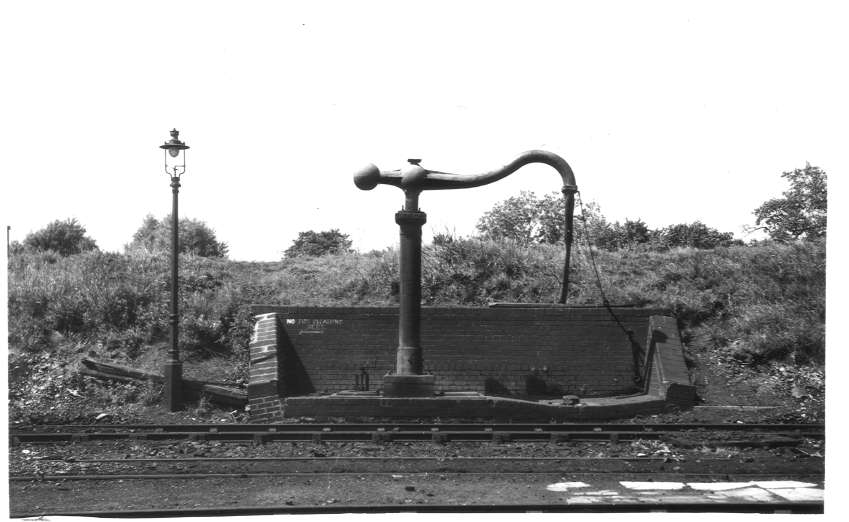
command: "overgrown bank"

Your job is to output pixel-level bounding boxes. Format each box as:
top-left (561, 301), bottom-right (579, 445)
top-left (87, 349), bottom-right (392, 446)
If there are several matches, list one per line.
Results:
top-left (7, 239), bottom-right (825, 423)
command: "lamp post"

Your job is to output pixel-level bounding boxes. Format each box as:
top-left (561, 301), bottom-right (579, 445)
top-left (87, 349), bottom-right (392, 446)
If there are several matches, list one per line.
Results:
top-left (160, 129), bottom-right (189, 411)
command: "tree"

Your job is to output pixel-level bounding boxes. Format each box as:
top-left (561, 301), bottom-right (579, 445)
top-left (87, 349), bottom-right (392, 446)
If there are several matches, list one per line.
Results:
top-left (621, 219), bottom-right (651, 245)
top-left (128, 214), bottom-right (229, 258)
top-left (475, 191), bottom-right (744, 252)
top-left (477, 190), bottom-right (584, 245)
top-left (130, 215), bottom-right (160, 251)
top-left (8, 240), bottom-right (25, 256)
top-left (573, 199), bottom-right (615, 248)
top-left (658, 221), bottom-right (739, 249)
top-left (476, 191), bottom-right (548, 244)
top-left (586, 218), bottom-right (653, 250)
top-left (23, 218), bottom-right (98, 256)
top-left (477, 190), bottom-right (624, 248)
top-left (284, 229), bottom-right (353, 258)
top-left (753, 164), bottom-right (827, 241)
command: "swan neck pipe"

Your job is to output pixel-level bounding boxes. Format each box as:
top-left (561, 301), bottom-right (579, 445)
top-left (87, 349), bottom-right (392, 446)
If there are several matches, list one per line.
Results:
top-left (352, 149), bottom-right (578, 306)
top-left (353, 150), bottom-right (577, 194)
top-left (435, 149), bottom-right (577, 191)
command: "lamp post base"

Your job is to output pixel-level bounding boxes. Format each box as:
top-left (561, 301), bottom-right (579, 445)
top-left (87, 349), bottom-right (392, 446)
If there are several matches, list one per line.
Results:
top-left (382, 374), bottom-right (436, 397)
top-left (164, 360), bottom-right (183, 411)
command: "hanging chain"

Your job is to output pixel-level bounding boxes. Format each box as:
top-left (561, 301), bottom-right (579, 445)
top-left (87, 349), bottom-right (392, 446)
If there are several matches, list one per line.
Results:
top-left (575, 192), bottom-right (635, 341)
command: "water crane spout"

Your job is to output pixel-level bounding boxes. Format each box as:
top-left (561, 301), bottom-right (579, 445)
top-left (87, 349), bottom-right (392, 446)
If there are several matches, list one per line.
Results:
top-left (354, 150), bottom-right (578, 396)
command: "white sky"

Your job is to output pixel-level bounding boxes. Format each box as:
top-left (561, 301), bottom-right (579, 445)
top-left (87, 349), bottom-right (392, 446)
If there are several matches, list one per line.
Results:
top-left (1, 0), bottom-right (846, 261)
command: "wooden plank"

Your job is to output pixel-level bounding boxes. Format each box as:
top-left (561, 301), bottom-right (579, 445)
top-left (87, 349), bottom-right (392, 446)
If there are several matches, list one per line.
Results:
top-left (79, 358), bottom-right (246, 407)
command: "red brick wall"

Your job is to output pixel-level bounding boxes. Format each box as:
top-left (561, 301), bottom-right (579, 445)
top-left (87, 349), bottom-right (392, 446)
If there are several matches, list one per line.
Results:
top-left (249, 306), bottom-right (662, 410)
top-left (247, 313), bottom-right (284, 422)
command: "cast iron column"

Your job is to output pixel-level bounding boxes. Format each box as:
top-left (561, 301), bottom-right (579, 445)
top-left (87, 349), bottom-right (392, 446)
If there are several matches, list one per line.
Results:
top-left (381, 174), bottom-right (436, 397)
top-left (395, 199), bottom-right (426, 374)
top-left (559, 189), bottom-right (576, 304)
top-left (165, 175), bottom-right (183, 411)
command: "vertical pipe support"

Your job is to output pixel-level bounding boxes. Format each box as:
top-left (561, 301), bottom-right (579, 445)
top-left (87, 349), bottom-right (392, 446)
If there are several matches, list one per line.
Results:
top-left (560, 188), bottom-right (576, 304)
top-left (382, 189), bottom-right (435, 396)
top-left (165, 175), bottom-right (183, 411)
top-left (394, 204), bottom-right (427, 375)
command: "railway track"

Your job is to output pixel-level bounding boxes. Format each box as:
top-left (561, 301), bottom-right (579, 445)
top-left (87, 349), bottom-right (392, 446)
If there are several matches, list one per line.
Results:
top-left (10, 423), bottom-right (825, 516)
top-left (14, 501), bottom-right (824, 516)
top-left (10, 422), bottom-right (824, 444)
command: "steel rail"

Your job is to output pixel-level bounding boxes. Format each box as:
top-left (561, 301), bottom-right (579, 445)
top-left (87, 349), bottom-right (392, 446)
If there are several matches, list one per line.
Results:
top-left (11, 500), bottom-right (824, 517)
top-left (11, 422), bottom-right (825, 433)
top-left (38, 456), bottom-right (672, 462)
top-left (10, 422), bottom-right (824, 444)
top-left (11, 471), bottom-right (826, 481)
top-left (11, 431), bottom-right (821, 444)
top-left (10, 432), bottom-right (823, 445)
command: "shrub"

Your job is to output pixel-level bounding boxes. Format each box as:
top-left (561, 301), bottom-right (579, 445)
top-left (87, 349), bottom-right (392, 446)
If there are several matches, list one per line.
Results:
top-left (478, 192), bottom-right (739, 252)
top-left (476, 191), bottom-right (577, 245)
top-left (591, 219), bottom-right (653, 250)
top-left (128, 214), bottom-right (229, 258)
top-left (728, 304), bottom-right (824, 364)
top-left (7, 233), bottom-right (825, 422)
top-left (284, 229), bottom-right (353, 258)
top-left (422, 235), bottom-right (564, 305)
top-left (656, 221), bottom-right (741, 250)
top-left (23, 218), bottom-right (98, 256)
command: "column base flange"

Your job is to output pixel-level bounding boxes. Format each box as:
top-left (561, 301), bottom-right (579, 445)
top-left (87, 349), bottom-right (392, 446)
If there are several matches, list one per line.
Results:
top-left (163, 360), bottom-right (183, 411)
top-left (382, 374), bottom-right (436, 397)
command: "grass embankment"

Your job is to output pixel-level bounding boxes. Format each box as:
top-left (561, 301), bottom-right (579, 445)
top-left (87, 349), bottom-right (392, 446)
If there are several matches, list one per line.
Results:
top-left (7, 239), bottom-right (825, 423)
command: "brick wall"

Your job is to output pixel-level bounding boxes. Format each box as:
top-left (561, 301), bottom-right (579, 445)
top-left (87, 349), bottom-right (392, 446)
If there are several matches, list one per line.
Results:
top-left (248, 305), bottom-right (664, 410)
top-left (247, 313), bottom-right (285, 422)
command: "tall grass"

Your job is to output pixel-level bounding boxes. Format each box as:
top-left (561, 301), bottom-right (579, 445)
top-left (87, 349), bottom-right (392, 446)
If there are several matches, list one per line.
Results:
top-left (8, 238), bottom-right (825, 373)
top-left (578, 241), bottom-right (825, 364)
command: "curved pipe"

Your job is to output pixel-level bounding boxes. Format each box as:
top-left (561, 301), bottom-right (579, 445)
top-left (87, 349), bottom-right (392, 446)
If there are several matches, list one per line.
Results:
top-left (354, 150), bottom-right (578, 194)
top-left (354, 150), bottom-right (578, 304)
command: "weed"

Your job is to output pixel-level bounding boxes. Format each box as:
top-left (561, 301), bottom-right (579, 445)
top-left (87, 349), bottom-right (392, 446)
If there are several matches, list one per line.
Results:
top-left (7, 238), bottom-right (825, 423)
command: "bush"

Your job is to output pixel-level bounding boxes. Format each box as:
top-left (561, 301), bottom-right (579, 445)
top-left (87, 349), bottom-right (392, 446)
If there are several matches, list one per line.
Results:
top-left (729, 304), bottom-right (824, 364)
top-left (7, 250), bottom-right (163, 349)
top-left (478, 192), bottom-right (740, 252)
top-left (284, 229), bottom-right (353, 258)
top-left (23, 218), bottom-right (98, 256)
top-left (590, 218), bottom-right (653, 250)
top-left (476, 191), bottom-right (571, 245)
top-left (656, 221), bottom-right (741, 250)
top-left (7, 233), bottom-right (825, 425)
top-left (128, 214), bottom-right (229, 258)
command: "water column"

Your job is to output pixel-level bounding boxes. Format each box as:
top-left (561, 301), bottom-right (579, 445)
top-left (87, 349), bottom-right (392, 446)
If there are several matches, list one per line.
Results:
top-left (353, 151), bottom-right (577, 398)
top-left (382, 161), bottom-right (435, 396)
